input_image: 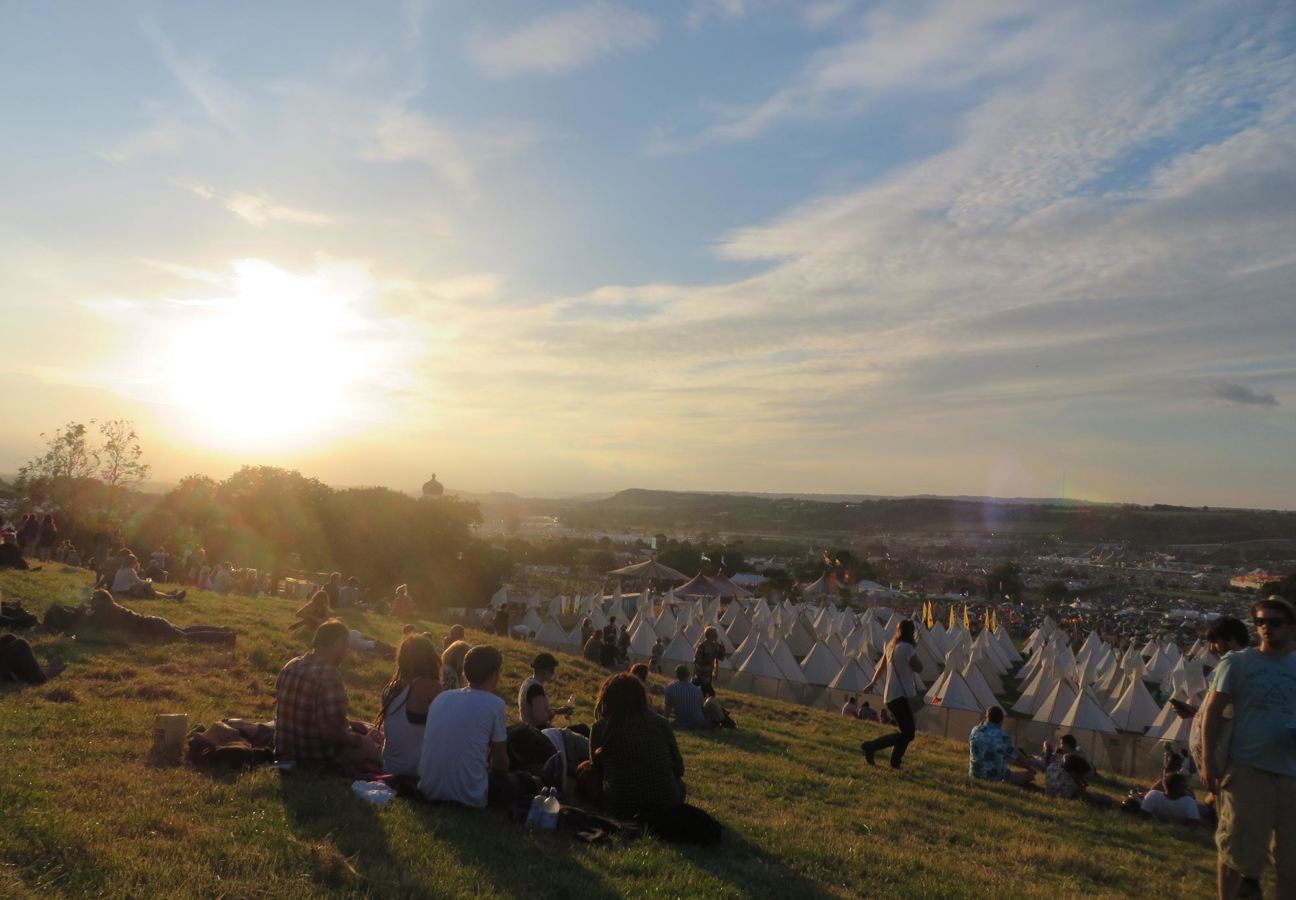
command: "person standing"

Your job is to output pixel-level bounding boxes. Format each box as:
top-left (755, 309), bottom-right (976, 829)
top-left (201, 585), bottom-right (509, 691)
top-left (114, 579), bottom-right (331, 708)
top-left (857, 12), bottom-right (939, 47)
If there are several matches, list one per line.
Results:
top-left (860, 619), bottom-right (924, 769)
top-left (692, 626), bottom-right (726, 692)
top-left (1202, 596), bottom-right (1296, 900)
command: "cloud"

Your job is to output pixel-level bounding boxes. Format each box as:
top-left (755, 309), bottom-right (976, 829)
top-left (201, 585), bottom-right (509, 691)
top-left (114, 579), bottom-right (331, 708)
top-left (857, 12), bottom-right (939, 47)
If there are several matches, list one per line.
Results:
top-left (140, 20), bottom-right (242, 127)
top-left (467, 3), bottom-right (658, 77)
top-left (1214, 383), bottom-right (1279, 407)
top-left (224, 193), bottom-right (334, 226)
top-left (362, 108), bottom-right (535, 192)
top-left (97, 120), bottom-right (193, 163)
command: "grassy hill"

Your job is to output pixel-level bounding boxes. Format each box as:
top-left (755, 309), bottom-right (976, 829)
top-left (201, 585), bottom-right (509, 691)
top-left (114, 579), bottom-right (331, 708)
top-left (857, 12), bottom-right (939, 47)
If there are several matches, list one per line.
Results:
top-left (0, 566), bottom-right (1218, 899)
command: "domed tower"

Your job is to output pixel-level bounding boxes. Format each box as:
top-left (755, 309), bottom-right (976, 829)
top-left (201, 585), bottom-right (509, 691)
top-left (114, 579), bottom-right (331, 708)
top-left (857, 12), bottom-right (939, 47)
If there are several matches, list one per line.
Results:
top-left (422, 473), bottom-right (444, 497)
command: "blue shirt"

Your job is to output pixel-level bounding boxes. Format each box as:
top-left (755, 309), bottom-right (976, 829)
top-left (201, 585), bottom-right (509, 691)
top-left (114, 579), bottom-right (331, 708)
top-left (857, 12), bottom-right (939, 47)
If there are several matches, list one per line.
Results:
top-left (1213, 647), bottom-right (1296, 777)
top-left (969, 722), bottom-right (1017, 780)
top-left (664, 680), bottom-right (707, 729)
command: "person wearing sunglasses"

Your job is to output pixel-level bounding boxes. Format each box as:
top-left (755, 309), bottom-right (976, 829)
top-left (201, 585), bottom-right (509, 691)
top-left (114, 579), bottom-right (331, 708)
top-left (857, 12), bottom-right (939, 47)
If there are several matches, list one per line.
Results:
top-left (1201, 596), bottom-right (1296, 899)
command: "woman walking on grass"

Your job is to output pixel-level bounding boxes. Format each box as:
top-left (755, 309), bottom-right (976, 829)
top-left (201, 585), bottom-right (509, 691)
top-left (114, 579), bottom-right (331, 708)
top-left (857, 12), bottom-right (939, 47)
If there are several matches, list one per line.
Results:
top-left (860, 619), bottom-right (924, 769)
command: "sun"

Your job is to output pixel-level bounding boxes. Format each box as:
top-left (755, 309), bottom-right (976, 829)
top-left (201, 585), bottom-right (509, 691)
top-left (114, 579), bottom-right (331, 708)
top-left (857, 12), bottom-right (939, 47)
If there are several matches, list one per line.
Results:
top-left (164, 259), bottom-right (377, 451)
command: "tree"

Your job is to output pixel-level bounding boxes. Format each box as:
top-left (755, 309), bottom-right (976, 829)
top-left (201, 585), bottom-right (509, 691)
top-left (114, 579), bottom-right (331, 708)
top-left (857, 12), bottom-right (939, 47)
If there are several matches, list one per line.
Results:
top-left (17, 421), bottom-right (99, 508)
top-left (98, 419), bottom-right (149, 523)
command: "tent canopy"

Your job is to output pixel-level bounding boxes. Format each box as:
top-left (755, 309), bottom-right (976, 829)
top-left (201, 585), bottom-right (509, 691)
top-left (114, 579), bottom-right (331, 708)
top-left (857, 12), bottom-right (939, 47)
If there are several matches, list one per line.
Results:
top-left (606, 559), bottom-right (689, 582)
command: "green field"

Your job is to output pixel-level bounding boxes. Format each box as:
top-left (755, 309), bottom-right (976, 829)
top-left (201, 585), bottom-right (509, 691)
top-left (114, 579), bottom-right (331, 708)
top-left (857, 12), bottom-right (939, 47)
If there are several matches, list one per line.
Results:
top-left (0, 566), bottom-right (1218, 898)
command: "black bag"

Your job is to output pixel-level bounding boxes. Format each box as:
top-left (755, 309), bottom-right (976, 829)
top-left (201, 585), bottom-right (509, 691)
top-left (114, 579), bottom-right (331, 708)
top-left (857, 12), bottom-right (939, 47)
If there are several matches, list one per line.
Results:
top-left (636, 803), bottom-right (724, 846)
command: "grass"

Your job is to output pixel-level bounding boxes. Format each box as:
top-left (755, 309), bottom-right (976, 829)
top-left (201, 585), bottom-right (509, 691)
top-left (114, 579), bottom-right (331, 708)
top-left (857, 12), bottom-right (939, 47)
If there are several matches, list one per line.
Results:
top-left (0, 565), bottom-right (1220, 899)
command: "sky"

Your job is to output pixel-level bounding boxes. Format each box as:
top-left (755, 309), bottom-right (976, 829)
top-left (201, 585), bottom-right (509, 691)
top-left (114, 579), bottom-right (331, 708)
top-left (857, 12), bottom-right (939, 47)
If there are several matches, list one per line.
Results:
top-left (1, 0), bottom-right (1295, 507)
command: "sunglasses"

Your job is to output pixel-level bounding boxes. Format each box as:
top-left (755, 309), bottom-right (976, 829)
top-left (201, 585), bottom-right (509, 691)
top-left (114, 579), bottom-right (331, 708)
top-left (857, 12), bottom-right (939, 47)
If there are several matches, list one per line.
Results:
top-left (1253, 617), bottom-right (1289, 628)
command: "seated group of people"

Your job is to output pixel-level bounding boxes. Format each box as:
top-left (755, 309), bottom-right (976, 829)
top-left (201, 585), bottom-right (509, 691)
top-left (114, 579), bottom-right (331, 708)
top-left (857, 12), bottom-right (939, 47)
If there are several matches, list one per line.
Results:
top-left (274, 620), bottom-right (710, 821)
top-left (968, 707), bottom-right (1104, 799)
top-left (967, 705), bottom-right (1213, 826)
top-left (840, 696), bottom-right (880, 721)
top-left (96, 549), bottom-right (187, 601)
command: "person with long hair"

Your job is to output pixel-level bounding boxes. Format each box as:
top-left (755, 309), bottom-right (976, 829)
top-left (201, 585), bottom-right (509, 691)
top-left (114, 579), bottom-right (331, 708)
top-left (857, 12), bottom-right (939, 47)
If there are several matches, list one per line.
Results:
top-left (860, 618), bottom-right (924, 769)
top-left (589, 672), bottom-right (684, 816)
top-left (376, 634), bottom-right (442, 777)
top-left (441, 639), bottom-right (472, 691)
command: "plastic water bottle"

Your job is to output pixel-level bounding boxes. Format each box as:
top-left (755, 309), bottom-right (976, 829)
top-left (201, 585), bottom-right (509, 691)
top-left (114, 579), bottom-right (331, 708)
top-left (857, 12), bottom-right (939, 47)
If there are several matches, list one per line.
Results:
top-left (526, 791), bottom-right (545, 828)
top-left (542, 787), bottom-right (561, 830)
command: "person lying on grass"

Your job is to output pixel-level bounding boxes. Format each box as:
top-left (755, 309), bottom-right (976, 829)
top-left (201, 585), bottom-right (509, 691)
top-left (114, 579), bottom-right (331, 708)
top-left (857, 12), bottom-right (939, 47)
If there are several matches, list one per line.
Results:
top-left (418, 645), bottom-right (538, 808)
top-left (76, 589), bottom-right (235, 646)
top-left (111, 554), bottom-right (186, 601)
top-left (375, 634), bottom-right (442, 778)
top-left (968, 706), bottom-right (1035, 787)
top-left (275, 619), bottom-right (381, 771)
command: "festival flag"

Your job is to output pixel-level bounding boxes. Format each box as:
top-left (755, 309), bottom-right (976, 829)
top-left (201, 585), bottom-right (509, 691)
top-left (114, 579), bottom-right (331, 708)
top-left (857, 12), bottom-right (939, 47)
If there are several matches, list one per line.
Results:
top-left (962, 604), bottom-right (971, 630)
top-left (948, 605), bottom-right (956, 629)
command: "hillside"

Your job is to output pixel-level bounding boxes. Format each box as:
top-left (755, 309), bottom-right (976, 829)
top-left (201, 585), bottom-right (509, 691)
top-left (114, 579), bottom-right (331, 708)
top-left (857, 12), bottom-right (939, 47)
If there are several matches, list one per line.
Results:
top-left (557, 488), bottom-right (1296, 546)
top-left (0, 566), bottom-right (1219, 899)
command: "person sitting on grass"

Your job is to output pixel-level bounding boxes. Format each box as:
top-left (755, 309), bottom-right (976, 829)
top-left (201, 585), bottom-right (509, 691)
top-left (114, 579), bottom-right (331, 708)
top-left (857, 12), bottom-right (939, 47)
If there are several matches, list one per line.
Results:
top-left (518, 652), bottom-right (574, 730)
top-left (968, 706), bottom-right (1035, 787)
top-left (391, 584), bottom-right (415, 619)
top-left (442, 624), bottom-right (465, 651)
top-left (698, 681), bottom-right (736, 729)
top-left (79, 589), bottom-right (234, 645)
top-left (1139, 772), bottom-right (1202, 825)
top-left (0, 633), bottom-right (64, 685)
top-left (441, 639), bottom-right (472, 691)
top-left (376, 634), bottom-right (442, 778)
top-left (1044, 752), bottom-right (1110, 806)
top-left (289, 591), bottom-right (333, 637)
top-left (0, 531), bottom-right (29, 570)
top-left (111, 554), bottom-right (186, 601)
top-left (588, 672), bottom-right (685, 817)
top-left (418, 645), bottom-right (521, 808)
top-left (842, 696), bottom-right (860, 718)
top-left (629, 662), bottom-right (650, 686)
top-left (664, 665), bottom-right (708, 729)
top-left (858, 701), bottom-right (879, 722)
top-left (274, 619), bottom-right (381, 770)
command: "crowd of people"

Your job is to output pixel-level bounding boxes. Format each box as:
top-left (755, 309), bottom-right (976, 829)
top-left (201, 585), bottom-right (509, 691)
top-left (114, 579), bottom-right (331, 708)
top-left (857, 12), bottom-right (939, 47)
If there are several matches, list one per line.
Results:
top-left (1, 527), bottom-right (1292, 885)
top-left (272, 617), bottom-right (723, 840)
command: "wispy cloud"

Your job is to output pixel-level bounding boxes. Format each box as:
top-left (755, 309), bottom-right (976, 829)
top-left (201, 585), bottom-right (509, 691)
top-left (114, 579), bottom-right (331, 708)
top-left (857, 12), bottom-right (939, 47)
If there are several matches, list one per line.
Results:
top-left (139, 19), bottom-right (242, 127)
top-left (98, 120), bottom-right (193, 163)
top-left (225, 193), bottom-right (334, 226)
top-left (362, 108), bottom-right (536, 192)
top-left (467, 2), bottom-right (658, 77)
top-left (1215, 382), bottom-right (1279, 407)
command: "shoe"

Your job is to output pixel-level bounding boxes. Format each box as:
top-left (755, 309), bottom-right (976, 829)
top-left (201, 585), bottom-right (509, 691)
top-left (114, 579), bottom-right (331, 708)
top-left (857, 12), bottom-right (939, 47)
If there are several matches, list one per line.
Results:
top-left (861, 743), bottom-right (877, 766)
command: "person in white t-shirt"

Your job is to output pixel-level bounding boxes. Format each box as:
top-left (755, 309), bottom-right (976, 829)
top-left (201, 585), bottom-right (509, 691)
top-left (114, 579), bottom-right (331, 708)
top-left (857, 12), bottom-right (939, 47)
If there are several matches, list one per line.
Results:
top-left (417, 645), bottom-right (509, 808)
top-left (1140, 772), bottom-right (1202, 824)
top-left (860, 619), bottom-right (924, 769)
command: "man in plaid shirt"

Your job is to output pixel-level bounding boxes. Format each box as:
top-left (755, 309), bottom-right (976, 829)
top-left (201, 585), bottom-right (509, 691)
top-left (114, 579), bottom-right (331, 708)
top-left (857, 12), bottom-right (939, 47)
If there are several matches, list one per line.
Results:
top-left (275, 619), bottom-right (379, 768)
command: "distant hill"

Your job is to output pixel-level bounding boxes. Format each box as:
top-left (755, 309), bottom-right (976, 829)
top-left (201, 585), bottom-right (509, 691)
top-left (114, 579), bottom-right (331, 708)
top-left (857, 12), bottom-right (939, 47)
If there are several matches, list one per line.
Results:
top-left (555, 488), bottom-right (1296, 547)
